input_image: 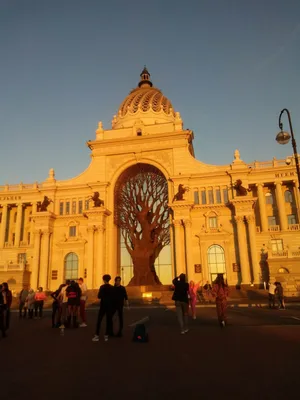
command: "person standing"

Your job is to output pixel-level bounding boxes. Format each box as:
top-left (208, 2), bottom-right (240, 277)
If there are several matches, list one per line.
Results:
top-left (51, 284), bottom-right (65, 328)
top-left (268, 282), bottom-right (276, 309)
top-left (26, 288), bottom-right (35, 319)
top-left (92, 274), bottom-right (114, 342)
top-left (58, 280), bottom-right (70, 328)
top-left (34, 287), bottom-right (46, 318)
top-left (66, 281), bottom-right (81, 328)
top-left (113, 276), bottom-right (129, 337)
top-left (2, 282), bottom-right (12, 330)
top-left (275, 282), bottom-right (285, 310)
top-left (172, 274), bottom-right (189, 334)
top-left (189, 280), bottom-right (200, 319)
top-left (0, 284), bottom-right (6, 338)
top-left (78, 278), bottom-right (88, 327)
top-left (19, 285), bottom-right (29, 318)
top-left (212, 274), bottom-right (229, 327)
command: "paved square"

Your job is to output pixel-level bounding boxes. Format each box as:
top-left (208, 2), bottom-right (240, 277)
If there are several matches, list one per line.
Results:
top-left (2, 306), bottom-right (300, 399)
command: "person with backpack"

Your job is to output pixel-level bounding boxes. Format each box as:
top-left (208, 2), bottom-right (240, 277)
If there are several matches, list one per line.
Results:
top-left (212, 274), bottom-right (229, 327)
top-left (92, 274), bottom-right (114, 342)
top-left (172, 274), bottom-right (189, 334)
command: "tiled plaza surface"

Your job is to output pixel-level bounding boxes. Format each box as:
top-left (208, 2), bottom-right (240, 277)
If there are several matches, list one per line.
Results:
top-left (2, 306), bottom-right (300, 400)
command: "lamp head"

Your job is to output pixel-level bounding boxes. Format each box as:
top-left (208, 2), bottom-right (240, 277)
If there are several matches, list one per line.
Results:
top-left (276, 130), bottom-right (291, 145)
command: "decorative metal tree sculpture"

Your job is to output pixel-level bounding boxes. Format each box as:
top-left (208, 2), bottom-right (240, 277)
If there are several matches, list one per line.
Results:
top-left (115, 164), bottom-right (170, 286)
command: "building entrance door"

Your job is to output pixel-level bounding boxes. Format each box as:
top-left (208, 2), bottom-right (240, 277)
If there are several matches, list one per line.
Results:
top-left (207, 245), bottom-right (226, 282)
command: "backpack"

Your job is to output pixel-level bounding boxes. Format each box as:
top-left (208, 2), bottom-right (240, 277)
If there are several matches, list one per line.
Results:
top-left (132, 323), bottom-right (148, 343)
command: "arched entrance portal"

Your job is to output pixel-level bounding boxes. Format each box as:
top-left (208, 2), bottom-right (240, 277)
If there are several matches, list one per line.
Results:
top-left (64, 252), bottom-right (78, 280)
top-left (114, 163), bottom-right (172, 286)
top-left (207, 245), bottom-right (226, 282)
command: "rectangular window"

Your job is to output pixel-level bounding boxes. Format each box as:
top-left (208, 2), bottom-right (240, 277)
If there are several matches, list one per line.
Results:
top-left (59, 202), bottom-right (64, 215)
top-left (78, 200), bottom-right (83, 214)
top-left (18, 253), bottom-right (26, 263)
top-left (271, 239), bottom-right (283, 252)
top-left (223, 188), bottom-right (228, 203)
top-left (209, 217), bottom-right (218, 228)
top-left (268, 216), bottom-right (276, 226)
top-left (72, 201), bottom-right (76, 214)
top-left (194, 191), bottom-right (199, 205)
top-left (85, 200), bottom-right (89, 210)
top-left (288, 214), bottom-right (296, 225)
top-left (208, 189), bottom-right (214, 204)
top-left (65, 202), bottom-right (70, 215)
top-left (215, 189), bottom-right (221, 204)
top-left (69, 226), bottom-right (76, 237)
top-left (201, 190), bottom-right (207, 205)
top-left (27, 232), bottom-right (31, 245)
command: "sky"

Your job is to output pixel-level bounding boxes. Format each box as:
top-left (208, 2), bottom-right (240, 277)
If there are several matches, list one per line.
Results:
top-left (0, 0), bottom-right (300, 185)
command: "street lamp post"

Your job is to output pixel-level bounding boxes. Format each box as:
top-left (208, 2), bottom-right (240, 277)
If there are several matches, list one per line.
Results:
top-left (276, 108), bottom-right (300, 191)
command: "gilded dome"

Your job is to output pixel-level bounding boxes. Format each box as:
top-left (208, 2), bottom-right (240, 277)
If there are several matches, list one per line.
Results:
top-left (112, 67), bottom-right (176, 129)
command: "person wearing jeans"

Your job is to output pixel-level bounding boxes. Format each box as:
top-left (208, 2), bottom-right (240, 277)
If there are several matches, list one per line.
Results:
top-left (172, 274), bottom-right (189, 334)
top-left (113, 276), bottom-right (129, 337)
top-left (34, 287), bottom-right (46, 318)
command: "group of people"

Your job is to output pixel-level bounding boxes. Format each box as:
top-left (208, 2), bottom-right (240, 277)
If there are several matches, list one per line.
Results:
top-left (172, 273), bottom-right (229, 333)
top-left (19, 286), bottom-right (47, 319)
top-left (268, 281), bottom-right (285, 309)
top-left (0, 282), bottom-right (12, 338)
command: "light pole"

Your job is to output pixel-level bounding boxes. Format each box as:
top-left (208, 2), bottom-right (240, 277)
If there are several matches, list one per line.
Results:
top-left (276, 108), bottom-right (300, 191)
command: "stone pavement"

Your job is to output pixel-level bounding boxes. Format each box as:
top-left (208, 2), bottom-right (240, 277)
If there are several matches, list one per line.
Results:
top-left (2, 307), bottom-right (300, 400)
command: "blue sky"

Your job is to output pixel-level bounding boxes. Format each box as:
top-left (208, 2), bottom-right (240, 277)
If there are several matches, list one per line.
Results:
top-left (0, 0), bottom-right (299, 185)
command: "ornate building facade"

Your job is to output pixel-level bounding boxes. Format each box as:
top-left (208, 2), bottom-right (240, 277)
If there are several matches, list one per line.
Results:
top-left (0, 68), bottom-right (300, 293)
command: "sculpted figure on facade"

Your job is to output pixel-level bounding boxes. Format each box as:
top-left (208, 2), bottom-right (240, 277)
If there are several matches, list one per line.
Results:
top-left (233, 179), bottom-right (251, 197)
top-left (39, 196), bottom-right (52, 212)
top-left (173, 184), bottom-right (188, 202)
top-left (91, 192), bottom-right (104, 207)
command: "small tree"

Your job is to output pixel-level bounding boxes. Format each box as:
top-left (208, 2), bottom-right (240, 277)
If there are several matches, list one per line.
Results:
top-left (115, 164), bottom-right (170, 286)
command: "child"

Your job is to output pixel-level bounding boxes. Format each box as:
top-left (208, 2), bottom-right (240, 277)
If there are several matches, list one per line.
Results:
top-left (34, 287), bottom-right (46, 318)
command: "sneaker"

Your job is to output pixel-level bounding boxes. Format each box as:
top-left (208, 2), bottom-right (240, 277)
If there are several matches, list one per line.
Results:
top-left (184, 329), bottom-right (189, 333)
top-left (79, 323), bottom-right (87, 327)
top-left (221, 321), bottom-right (226, 327)
top-left (193, 316), bottom-right (196, 320)
top-left (59, 324), bottom-right (65, 329)
top-left (104, 335), bottom-right (109, 341)
top-left (181, 331), bottom-right (185, 335)
top-left (92, 335), bottom-right (99, 342)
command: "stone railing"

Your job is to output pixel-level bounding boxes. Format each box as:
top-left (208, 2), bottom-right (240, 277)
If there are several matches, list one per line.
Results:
top-left (0, 264), bottom-right (26, 271)
top-left (292, 251), bottom-right (300, 257)
top-left (271, 250), bottom-right (288, 258)
top-left (4, 242), bottom-right (14, 248)
top-left (268, 225), bottom-right (280, 232)
top-left (288, 224), bottom-right (300, 231)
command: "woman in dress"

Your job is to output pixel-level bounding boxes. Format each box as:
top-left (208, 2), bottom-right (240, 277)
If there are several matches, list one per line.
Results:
top-left (189, 281), bottom-right (201, 319)
top-left (66, 281), bottom-right (81, 328)
top-left (212, 274), bottom-right (229, 327)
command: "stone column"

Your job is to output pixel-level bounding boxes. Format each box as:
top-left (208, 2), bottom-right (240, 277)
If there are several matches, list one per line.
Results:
top-left (31, 229), bottom-right (41, 290)
top-left (86, 225), bottom-right (94, 289)
top-left (235, 216), bottom-right (251, 284)
top-left (39, 230), bottom-right (50, 290)
top-left (183, 219), bottom-right (193, 280)
top-left (173, 219), bottom-right (185, 275)
top-left (14, 203), bottom-right (23, 247)
top-left (95, 225), bottom-right (105, 288)
top-left (30, 202), bottom-right (38, 244)
top-left (245, 215), bottom-right (260, 284)
top-left (275, 181), bottom-right (288, 231)
top-left (292, 181), bottom-right (300, 223)
top-left (256, 184), bottom-right (268, 232)
top-left (0, 204), bottom-right (8, 248)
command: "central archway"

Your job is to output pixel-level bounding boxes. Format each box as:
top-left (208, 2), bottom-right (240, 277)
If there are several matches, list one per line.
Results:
top-left (114, 163), bottom-right (171, 286)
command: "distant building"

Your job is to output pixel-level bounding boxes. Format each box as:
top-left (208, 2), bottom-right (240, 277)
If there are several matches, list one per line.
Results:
top-left (0, 68), bottom-right (299, 294)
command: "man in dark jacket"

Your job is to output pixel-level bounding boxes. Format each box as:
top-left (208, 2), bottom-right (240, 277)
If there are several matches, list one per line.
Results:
top-left (172, 274), bottom-right (189, 334)
top-left (92, 274), bottom-right (114, 342)
top-left (113, 276), bottom-right (129, 337)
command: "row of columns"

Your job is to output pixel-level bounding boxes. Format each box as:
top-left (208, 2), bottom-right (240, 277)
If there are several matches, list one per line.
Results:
top-left (172, 219), bottom-right (193, 279)
top-left (86, 224), bottom-right (105, 289)
top-left (0, 202), bottom-right (37, 248)
top-left (257, 181), bottom-right (300, 232)
top-left (31, 228), bottom-right (51, 290)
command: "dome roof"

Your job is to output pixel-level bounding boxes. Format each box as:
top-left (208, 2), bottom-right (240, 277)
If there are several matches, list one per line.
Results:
top-left (112, 67), bottom-right (176, 129)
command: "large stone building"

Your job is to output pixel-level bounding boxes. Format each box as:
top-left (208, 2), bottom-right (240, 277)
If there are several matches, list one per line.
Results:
top-left (1, 68), bottom-right (300, 294)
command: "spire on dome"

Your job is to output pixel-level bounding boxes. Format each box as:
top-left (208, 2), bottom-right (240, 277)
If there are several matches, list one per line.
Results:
top-left (138, 66), bottom-right (153, 88)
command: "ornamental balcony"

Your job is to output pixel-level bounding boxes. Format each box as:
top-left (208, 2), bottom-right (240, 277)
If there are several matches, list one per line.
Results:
top-left (288, 224), bottom-right (300, 231)
top-left (271, 250), bottom-right (288, 258)
top-left (268, 225), bottom-right (280, 232)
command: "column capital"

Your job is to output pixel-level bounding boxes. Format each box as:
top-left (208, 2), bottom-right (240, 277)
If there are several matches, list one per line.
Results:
top-left (234, 215), bottom-right (245, 224)
top-left (33, 228), bottom-right (41, 236)
top-left (256, 183), bottom-right (265, 188)
top-left (275, 180), bottom-right (283, 186)
top-left (245, 215), bottom-right (255, 223)
top-left (87, 225), bottom-right (95, 233)
top-left (182, 219), bottom-right (192, 228)
top-left (173, 219), bottom-right (182, 227)
top-left (96, 225), bottom-right (105, 233)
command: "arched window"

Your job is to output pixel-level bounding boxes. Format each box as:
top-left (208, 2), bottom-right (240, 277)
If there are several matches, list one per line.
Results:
top-left (265, 192), bottom-right (273, 205)
top-left (284, 190), bottom-right (293, 203)
top-left (64, 252), bottom-right (78, 280)
top-left (207, 245), bottom-right (226, 282)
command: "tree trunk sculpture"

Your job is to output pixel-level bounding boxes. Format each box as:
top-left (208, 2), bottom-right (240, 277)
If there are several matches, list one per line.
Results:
top-left (115, 164), bottom-right (170, 286)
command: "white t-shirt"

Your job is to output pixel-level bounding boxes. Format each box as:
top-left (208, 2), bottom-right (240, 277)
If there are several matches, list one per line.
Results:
top-left (79, 283), bottom-right (87, 301)
top-left (268, 283), bottom-right (276, 295)
top-left (60, 286), bottom-right (68, 303)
